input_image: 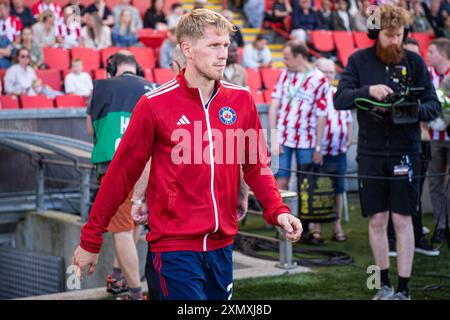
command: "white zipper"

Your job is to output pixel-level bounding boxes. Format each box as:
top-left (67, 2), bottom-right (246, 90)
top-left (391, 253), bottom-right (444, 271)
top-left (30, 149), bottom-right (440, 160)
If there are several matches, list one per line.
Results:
top-left (199, 88), bottom-right (220, 251)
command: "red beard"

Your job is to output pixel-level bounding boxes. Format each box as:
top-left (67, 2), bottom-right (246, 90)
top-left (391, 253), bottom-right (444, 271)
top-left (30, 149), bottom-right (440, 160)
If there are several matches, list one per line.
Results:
top-left (376, 41), bottom-right (404, 65)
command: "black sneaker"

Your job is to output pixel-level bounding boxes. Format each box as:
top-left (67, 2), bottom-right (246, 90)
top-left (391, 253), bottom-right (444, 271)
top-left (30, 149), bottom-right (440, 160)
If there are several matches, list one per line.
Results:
top-left (389, 239), bottom-right (397, 257)
top-left (431, 229), bottom-right (446, 249)
top-left (415, 237), bottom-right (440, 256)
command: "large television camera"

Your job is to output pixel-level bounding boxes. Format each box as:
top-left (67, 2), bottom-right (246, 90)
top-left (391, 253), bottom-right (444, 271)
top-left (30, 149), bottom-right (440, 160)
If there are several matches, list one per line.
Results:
top-left (384, 65), bottom-right (424, 124)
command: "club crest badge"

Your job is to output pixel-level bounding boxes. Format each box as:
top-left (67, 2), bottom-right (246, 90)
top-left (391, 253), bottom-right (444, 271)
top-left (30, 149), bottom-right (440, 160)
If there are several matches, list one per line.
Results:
top-left (219, 107), bottom-right (237, 125)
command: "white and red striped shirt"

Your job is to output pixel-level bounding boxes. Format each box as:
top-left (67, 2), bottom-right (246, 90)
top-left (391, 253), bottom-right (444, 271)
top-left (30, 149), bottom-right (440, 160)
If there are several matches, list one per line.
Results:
top-left (57, 21), bottom-right (81, 49)
top-left (321, 87), bottom-right (353, 156)
top-left (428, 66), bottom-right (450, 141)
top-left (32, 1), bottom-right (62, 20)
top-left (0, 16), bottom-right (23, 42)
top-left (272, 68), bottom-right (329, 149)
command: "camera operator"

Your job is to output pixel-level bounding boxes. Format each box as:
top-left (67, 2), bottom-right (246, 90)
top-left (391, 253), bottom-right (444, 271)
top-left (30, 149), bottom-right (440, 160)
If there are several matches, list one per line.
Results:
top-left (334, 5), bottom-right (441, 300)
top-left (86, 50), bottom-right (158, 300)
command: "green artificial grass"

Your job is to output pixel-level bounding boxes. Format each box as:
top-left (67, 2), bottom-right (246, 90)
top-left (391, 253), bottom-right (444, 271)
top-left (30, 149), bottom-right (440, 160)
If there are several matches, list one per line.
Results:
top-left (233, 194), bottom-right (450, 300)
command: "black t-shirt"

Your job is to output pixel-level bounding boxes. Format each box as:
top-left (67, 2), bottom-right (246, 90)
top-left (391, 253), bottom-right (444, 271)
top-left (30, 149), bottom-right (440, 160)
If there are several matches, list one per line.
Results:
top-left (11, 6), bottom-right (35, 28)
top-left (143, 10), bottom-right (166, 29)
top-left (84, 3), bottom-right (113, 21)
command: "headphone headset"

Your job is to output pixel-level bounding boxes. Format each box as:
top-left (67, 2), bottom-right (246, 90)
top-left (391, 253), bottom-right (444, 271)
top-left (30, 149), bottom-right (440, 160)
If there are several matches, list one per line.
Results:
top-left (106, 52), bottom-right (144, 78)
top-left (367, 25), bottom-right (410, 42)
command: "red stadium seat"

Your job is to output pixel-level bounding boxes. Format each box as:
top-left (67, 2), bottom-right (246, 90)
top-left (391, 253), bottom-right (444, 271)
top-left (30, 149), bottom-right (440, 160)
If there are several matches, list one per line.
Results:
top-left (353, 31), bottom-right (375, 49)
top-left (100, 47), bottom-right (122, 68)
top-left (251, 90), bottom-right (265, 104)
top-left (260, 68), bottom-right (282, 92)
top-left (153, 68), bottom-right (174, 84)
top-left (36, 69), bottom-right (63, 91)
top-left (410, 32), bottom-right (434, 58)
top-left (55, 95), bottom-right (87, 108)
top-left (43, 47), bottom-right (70, 70)
top-left (137, 29), bottom-right (168, 49)
top-left (127, 47), bottom-right (155, 69)
top-left (263, 90), bottom-right (273, 104)
top-left (333, 31), bottom-right (355, 51)
top-left (309, 30), bottom-right (335, 52)
top-left (71, 47), bottom-right (101, 71)
top-left (143, 68), bottom-right (154, 82)
top-left (105, 0), bottom-right (122, 7)
top-left (0, 96), bottom-right (20, 109)
top-left (93, 69), bottom-right (107, 80)
top-left (338, 46), bottom-right (357, 67)
top-left (20, 95), bottom-right (55, 109)
top-left (245, 68), bottom-right (262, 91)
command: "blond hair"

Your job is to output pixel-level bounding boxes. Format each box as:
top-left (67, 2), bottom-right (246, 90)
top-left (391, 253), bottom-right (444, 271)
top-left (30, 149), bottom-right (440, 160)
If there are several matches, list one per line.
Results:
top-left (175, 8), bottom-right (235, 44)
top-left (379, 5), bottom-right (413, 34)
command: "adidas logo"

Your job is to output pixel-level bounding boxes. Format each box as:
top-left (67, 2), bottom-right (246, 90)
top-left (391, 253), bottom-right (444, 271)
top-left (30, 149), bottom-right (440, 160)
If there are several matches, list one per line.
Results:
top-left (177, 115), bottom-right (191, 125)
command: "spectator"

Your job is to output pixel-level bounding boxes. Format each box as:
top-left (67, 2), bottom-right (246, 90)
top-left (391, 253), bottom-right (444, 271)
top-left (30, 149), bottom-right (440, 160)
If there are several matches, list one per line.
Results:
top-left (332, 0), bottom-right (355, 31)
top-left (84, 0), bottom-right (114, 27)
top-left (11, 0), bottom-right (35, 28)
top-left (64, 59), bottom-right (93, 98)
top-left (58, 5), bottom-right (81, 49)
top-left (32, 10), bottom-right (61, 47)
top-left (317, 0), bottom-right (334, 30)
top-left (222, 9), bottom-right (244, 47)
top-left (242, 33), bottom-right (272, 69)
top-left (411, 1), bottom-right (434, 33)
top-left (158, 26), bottom-right (177, 68)
top-left (443, 14), bottom-right (450, 38)
top-left (0, 34), bottom-right (14, 69)
top-left (63, 0), bottom-right (85, 13)
top-left (264, 0), bottom-right (292, 27)
top-left (143, 0), bottom-right (167, 30)
top-left (113, 0), bottom-right (142, 30)
top-left (32, 0), bottom-right (62, 22)
top-left (16, 27), bottom-right (43, 68)
top-left (309, 58), bottom-right (353, 243)
top-left (112, 9), bottom-right (139, 47)
top-left (28, 77), bottom-right (63, 98)
top-left (423, 0), bottom-right (447, 37)
top-left (243, 0), bottom-right (264, 28)
top-left (223, 42), bottom-right (246, 87)
top-left (291, 0), bottom-right (320, 31)
top-left (169, 44), bottom-right (185, 75)
top-left (80, 12), bottom-right (111, 50)
top-left (0, 1), bottom-right (23, 43)
top-left (352, 0), bottom-right (371, 32)
top-left (4, 47), bottom-right (36, 95)
top-left (166, 3), bottom-right (184, 28)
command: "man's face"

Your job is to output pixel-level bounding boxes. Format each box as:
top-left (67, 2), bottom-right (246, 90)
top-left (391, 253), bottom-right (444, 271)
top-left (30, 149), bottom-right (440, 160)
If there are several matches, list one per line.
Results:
top-left (0, 4), bottom-right (9, 18)
top-left (300, 0), bottom-right (310, 10)
top-left (427, 44), bottom-right (446, 67)
top-left (254, 39), bottom-right (267, 50)
top-left (72, 61), bottom-right (83, 74)
top-left (185, 26), bottom-right (229, 81)
top-left (318, 63), bottom-right (335, 83)
top-left (227, 43), bottom-right (238, 65)
top-left (376, 27), bottom-right (405, 65)
top-left (283, 47), bottom-right (303, 71)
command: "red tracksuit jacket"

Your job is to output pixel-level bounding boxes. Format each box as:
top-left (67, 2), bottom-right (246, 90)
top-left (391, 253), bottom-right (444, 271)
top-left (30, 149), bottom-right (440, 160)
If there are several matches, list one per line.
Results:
top-left (80, 71), bottom-right (291, 253)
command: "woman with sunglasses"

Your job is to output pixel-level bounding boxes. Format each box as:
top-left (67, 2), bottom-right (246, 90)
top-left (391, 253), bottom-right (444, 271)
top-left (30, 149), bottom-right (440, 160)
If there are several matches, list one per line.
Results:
top-left (4, 47), bottom-right (37, 96)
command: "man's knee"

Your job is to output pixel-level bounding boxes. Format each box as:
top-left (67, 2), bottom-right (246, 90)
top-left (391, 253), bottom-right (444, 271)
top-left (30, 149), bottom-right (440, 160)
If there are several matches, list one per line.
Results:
top-left (112, 230), bottom-right (135, 241)
top-left (369, 212), bottom-right (388, 232)
top-left (392, 214), bottom-right (412, 233)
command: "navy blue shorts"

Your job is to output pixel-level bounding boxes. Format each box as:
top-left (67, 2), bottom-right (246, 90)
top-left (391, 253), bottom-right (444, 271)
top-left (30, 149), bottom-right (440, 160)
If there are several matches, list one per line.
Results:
top-left (145, 244), bottom-right (234, 300)
top-left (322, 154), bottom-right (347, 194)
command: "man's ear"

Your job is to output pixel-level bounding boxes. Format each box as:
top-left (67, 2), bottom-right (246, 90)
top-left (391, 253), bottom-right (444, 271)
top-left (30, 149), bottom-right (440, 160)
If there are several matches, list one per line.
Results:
top-left (180, 41), bottom-right (192, 59)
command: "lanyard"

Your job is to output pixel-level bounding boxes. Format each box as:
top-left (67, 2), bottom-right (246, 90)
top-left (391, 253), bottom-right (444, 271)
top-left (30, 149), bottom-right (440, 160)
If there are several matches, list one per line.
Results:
top-left (287, 69), bottom-right (310, 103)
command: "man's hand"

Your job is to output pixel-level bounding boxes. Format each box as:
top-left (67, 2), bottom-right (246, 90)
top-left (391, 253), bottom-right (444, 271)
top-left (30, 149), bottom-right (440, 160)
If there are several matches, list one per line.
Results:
top-left (312, 151), bottom-right (323, 165)
top-left (277, 213), bottom-right (303, 242)
top-left (272, 143), bottom-right (284, 156)
top-left (131, 203), bottom-right (148, 225)
top-left (72, 246), bottom-right (99, 281)
top-left (369, 85), bottom-right (394, 101)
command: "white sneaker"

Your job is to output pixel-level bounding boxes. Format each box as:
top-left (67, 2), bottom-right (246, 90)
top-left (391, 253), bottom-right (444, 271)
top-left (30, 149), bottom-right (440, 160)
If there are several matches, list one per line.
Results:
top-left (372, 285), bottom-right (394, 300)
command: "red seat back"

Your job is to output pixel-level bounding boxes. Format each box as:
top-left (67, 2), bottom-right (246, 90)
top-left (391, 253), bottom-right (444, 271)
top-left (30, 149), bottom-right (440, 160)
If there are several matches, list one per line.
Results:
top-left (353, 31), bottom-right (375, 49)
top-left (333, 31), bottom-right (355, 50)
top-left (310, 30), bottom-right (335, 52)
top-left (261, 68), bottom-right (282, 92)
top-left (55, 94), bottom-right (87, 108)
top-left (93, 69), bottom-right (107, 80)
top-left (71, 47), bottom-right (101, 71)
top-left (127, 47), bottom-right (155, 69)
top-left (153, 68), bottom-right (174, 85)
top-left (36, 69), bottom-right (63, 91)
top-left (100, 47), bottom-right (123, 68)
top-left (245, 68), bottom-right (262, 91)
top-left (0, 96), bottom-right (20, 109)
top-left (20, 95), bottom-right (55, 109)
top-left (43, 47), bottom-right (70, 70)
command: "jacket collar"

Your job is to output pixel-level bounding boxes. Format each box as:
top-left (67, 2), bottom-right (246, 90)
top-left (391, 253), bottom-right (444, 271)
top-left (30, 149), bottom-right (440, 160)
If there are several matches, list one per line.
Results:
top-left (176, 68), bottom-right (222, 102)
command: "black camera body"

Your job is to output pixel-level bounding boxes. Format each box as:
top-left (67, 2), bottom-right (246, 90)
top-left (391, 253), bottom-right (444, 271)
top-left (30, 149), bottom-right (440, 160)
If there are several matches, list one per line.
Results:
top-left (383, 66), bottom-right (423, 124)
